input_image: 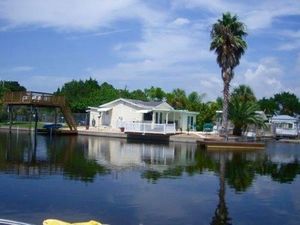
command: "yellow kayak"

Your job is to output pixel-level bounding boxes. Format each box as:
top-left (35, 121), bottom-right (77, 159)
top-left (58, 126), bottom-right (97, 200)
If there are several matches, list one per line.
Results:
top-left (43, 219), bottom-right (102, 225)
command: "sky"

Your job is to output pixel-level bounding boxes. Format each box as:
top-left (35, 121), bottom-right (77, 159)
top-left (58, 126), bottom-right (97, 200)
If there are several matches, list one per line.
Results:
top-left (0, 0), bottom-right (299, 101)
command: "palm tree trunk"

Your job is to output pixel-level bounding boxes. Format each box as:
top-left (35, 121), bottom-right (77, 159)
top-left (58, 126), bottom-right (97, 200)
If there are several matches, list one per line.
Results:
top-left (222, 77), bottom-right (230, 138)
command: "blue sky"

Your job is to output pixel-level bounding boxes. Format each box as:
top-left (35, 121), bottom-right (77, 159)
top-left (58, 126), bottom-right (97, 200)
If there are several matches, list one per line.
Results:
top-left (0, 0), bottom-right (299, 100)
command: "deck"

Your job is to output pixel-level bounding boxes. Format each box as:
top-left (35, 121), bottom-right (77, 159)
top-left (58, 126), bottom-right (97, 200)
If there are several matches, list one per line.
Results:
top-left (3, 91), bottom-right (77, 131)
top-left (198, 140), bottom-right (265, 151)
top-left (3, 91), bottom-right (66, 107)
top-left (123, 122), bottom-right (176, 135)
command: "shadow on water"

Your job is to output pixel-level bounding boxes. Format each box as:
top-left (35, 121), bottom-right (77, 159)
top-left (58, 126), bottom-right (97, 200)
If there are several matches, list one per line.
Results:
top-left (1, 132), bottom-right (300, 224)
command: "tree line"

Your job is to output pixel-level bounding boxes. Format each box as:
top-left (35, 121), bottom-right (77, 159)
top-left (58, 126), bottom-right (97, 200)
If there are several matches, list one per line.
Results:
top-left (55, 79), bottom-right (300, 132)
top-left (0, 79), bottom-right (299, 132)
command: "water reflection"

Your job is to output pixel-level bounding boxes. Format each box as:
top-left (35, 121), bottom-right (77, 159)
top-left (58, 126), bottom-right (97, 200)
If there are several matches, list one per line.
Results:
top-left (87, 137), bottom-right (196, 171)
top-left (1, 132), bottom-right (300, 189)
top-left (0, 132), bottom-right (107, 181)
top-left (1, 132), bottom-right (300, 224)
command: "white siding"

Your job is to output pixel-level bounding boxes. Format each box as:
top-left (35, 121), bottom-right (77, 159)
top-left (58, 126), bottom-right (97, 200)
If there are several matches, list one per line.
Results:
top-left (110, 102), bottom-right (143, 128)
top-left (154, 102), bottom-right (174, 110)
top-left (89, 110), bottom-right (101, 127)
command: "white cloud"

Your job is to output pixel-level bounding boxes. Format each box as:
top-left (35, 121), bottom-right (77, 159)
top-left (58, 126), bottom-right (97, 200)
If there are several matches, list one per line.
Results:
top-left (277, 29), bottom-right (300, 50)
top-left (296, 53), bottom-right (300, 72)
top-left (277, 40), bottom-right (300, 51)
top-left (172, 0), bottom-right (242, 14)
top-left (174, 0), bottom-right (300, 30)
top-left (280, 29), bottom-right (300, 39)
top-left (22, 74), bottom-right (85, 92)
top-left (0, 66), bottom-right (34, 73)
top-left (236, 57), bottom-right (285, 98)
top-left (172, 17), bottom-right (190, 26)
top-left (0, 0), bottom-right (299, 100)
top-left (0, 0), bottom-right (166, 31)
top-left (276, 29), bottom-right (300, 51)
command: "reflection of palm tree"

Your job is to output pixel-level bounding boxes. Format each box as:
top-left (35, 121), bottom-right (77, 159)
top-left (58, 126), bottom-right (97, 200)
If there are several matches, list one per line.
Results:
top-left (210, 154), bottom-right (231, 225)
top-left (225, 154), bottom-right (255, 192)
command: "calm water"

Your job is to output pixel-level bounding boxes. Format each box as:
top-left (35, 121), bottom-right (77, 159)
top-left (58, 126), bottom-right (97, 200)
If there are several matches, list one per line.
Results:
top-left (0, 132), bottom-right (300, 225)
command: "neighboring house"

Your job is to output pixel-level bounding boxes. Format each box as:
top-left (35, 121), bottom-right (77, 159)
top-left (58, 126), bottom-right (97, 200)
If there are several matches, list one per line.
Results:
top-left (87, 98), bottom-right (198, 134)
top-left (215, 110), bottom-right (269, 136)
top-left (270, 115), bottom-right (299, 137)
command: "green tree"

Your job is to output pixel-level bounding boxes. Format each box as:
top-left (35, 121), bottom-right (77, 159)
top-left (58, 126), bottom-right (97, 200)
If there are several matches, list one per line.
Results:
top-left (0, 81), bottom-right (27, 121)
top-left (144, 86), bottom-right (165, 101)
top-left (258, 97), bottom-right (278, 115)
top-left (129, 89), bottom-right (148, 101)
top-left (210, 13), bottom-right (247, 136)
top-left (231, 85), bottom-right (256, 102)
top-left (56, 79), bottom-right (119, 112)
top-left (197, 102), bottom-right (219, 131)
top-left (274, 92), bottom-right (300, 116)
top-left (166, 88), bottom-right (187, 109)
top-left (229, 98), bottom-right (264, 136)
top-left (187, 92), bottom-right (204, 111)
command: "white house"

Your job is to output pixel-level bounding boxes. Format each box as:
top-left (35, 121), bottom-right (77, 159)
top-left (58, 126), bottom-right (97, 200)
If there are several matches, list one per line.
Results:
top-left (270, 115), bottom-right (299, 137)
top-left (87, 98), bottom-right (198, 134)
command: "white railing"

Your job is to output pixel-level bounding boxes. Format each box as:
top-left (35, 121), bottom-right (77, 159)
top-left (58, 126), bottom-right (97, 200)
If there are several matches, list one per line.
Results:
top-left (122, 121), bottom-right (176, 134)
top-left (275, 128), bottom-right (298, 137)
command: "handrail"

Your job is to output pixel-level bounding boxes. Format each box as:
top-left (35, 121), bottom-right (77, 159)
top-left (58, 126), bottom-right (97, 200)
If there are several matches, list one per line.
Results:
top-left (123, 121), bottom-right (176, 134)
top-left (3, 91), bottom-right (66, 106)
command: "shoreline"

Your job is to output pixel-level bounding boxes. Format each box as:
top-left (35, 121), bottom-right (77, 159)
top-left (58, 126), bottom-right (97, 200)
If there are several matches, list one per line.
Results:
top-left (1, 126), bottom-right (299, 144)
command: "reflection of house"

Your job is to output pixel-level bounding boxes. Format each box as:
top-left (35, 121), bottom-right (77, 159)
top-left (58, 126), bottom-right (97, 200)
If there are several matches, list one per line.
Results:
top-left (87, 98), bottom-right (198, 133)
top-left (87, 138), bottom-right (195, 170)
top-left (270, 115), bottom-right (299, 137)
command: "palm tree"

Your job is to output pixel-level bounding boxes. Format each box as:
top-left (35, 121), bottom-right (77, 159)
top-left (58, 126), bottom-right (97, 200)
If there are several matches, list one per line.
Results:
top-left (210, 13), bottom-right (247, 137)
top-left (228, 98), bottom-right (264, 136)
top-left (166, 88), bottom-right (187, 109)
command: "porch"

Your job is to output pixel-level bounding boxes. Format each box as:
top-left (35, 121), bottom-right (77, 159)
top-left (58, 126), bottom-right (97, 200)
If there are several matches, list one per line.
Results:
top-left (123, 121), bottom-right (176, 135)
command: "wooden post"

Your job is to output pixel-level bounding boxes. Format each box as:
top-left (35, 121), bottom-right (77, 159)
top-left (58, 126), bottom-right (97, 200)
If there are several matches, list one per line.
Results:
top-left (54, 107), bottom-right (58, 126)
top-left (28, 106), bottom-right (32, 134)
top-left (8, 105), bottom-right (12, 133)
top-left (34, 107), bottom-right (38, 136)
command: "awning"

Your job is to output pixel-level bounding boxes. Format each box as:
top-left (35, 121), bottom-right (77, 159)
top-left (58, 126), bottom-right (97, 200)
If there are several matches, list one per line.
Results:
top-left (137, 109), bottom-right (152, 113)
top-left (97, 107), bottom-right (112, 112)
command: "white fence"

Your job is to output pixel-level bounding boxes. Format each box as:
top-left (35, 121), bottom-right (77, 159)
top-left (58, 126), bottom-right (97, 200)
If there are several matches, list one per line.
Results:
top-left (122, 121), bottom-right (176, 134)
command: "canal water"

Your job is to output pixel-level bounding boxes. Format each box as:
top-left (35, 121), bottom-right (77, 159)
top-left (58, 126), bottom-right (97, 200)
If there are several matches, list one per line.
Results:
top-left (0, 132), bottom-right (300, 225)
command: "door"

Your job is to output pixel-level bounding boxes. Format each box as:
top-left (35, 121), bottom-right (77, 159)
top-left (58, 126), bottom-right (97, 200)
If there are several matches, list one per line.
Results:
top-left (102, 111), bottom-right (111, 126)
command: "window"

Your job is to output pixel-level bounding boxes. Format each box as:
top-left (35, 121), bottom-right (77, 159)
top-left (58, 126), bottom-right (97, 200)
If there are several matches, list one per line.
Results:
top-left (143, 112), bottom-right (152, 121)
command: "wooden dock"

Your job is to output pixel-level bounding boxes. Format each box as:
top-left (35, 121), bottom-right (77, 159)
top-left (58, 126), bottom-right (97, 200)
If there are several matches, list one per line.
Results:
top-left (37, 129), bottom-right (78, 135)
top-left (3, 91), bottom-right (77, 133)
top-left (198, 140), bottom-right (265, 151)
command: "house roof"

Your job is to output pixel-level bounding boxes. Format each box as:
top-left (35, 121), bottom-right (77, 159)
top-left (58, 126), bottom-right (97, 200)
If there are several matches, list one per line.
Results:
top-left (125, 99), bottom-right (165, 108)
top-left (99, 98), bottom-right (173, 110)
top-left (89, 98), bottom-right (198, 114)
top-left (271, 115), bottom-right (298, 121)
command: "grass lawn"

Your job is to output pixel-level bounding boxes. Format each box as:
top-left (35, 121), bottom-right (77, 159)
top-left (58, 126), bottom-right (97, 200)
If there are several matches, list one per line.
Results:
top-left (0, 121), bottom-right (68, 129)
